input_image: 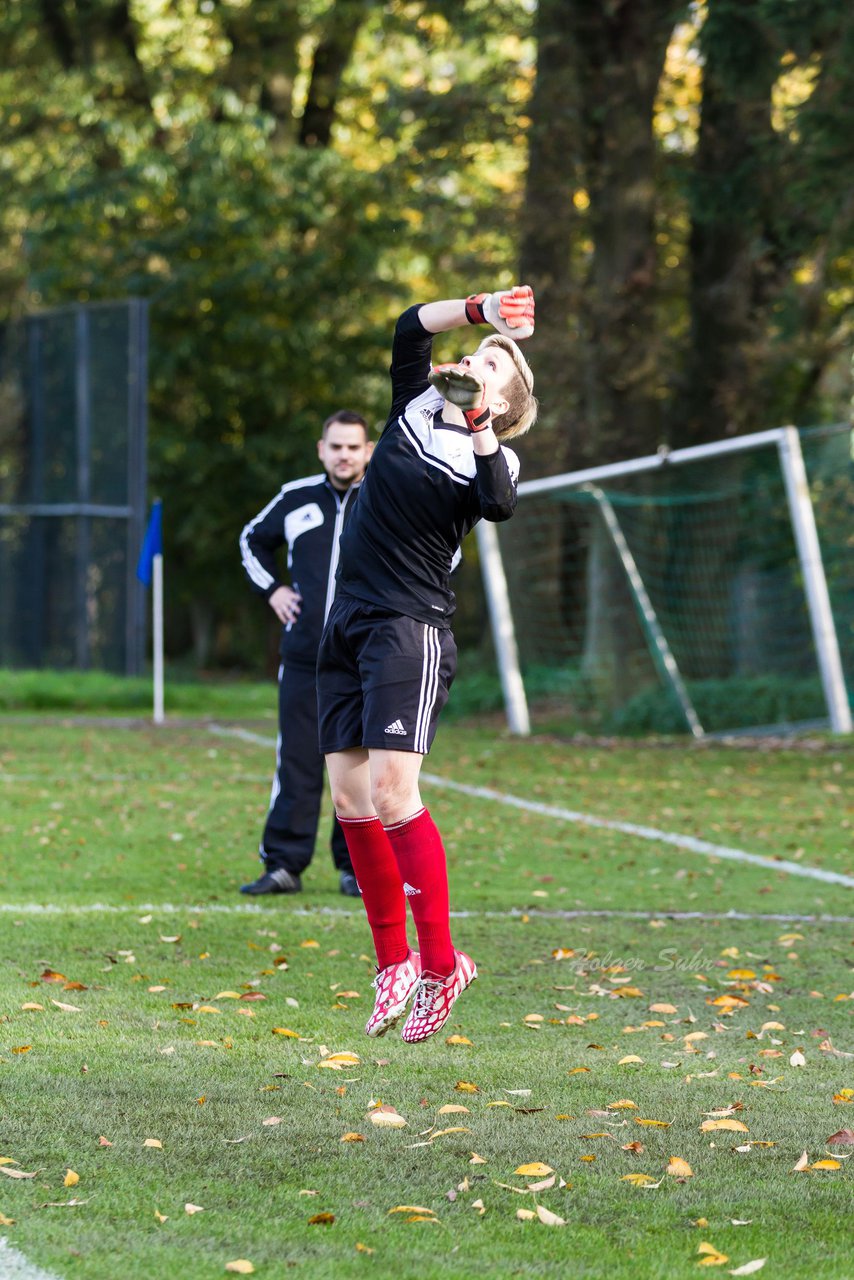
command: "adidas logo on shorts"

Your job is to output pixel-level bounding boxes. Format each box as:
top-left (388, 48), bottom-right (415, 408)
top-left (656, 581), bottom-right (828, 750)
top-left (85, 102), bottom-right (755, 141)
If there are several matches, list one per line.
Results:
top-left (384, 719), bottom-right (406, 736)
top-left (403, 882), bottom-right (421, 896)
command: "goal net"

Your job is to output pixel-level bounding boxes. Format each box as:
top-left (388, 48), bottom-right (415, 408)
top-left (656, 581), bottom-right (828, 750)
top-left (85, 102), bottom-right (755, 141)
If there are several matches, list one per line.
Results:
top-left (489, 424), bottom-right (852, 736)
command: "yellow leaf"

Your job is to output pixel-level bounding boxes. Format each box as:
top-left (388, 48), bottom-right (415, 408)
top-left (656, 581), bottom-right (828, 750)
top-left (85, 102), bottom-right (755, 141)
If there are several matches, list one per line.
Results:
top-left (614, 986), bottom-right (644, 998)
top-left (514, 1163), bottom-right (554, 1176)
top-left (355, 1243), bottom-right (374, 1254)
top-left (308, 1212), bottom-right (335, 1224)
top-left (0, 1213), bottom-right (15, 1226)
top-left (154, 1210), bottom-right (168, 1223)
top-left (608, 1100), bottom-right (637, 1109)
top-left (445, 1035), bottom-right (473, 1046)
top-left (618, 1056), bottom-right (644, 1065)
top-left (225, 1263), bottom-right (255, 1275)
top-left (580, 1155), bottom-right (596, 1162)
top-left (700, 1120), bottom-right (749, 1133)
top-left (0, 1159), bottom-right (17, 1166)
top-left (666, 1156), bottom-right (693, 1177)
top-left (437, 1105), bottom-right (470, 1115)
top-left (567, 1067), bottom-right (591, 1075)
top-left (516, 1208), bottom-right (537, 1220)
top-left (431, 1127), bottom-right (471, 1139)
top-left (64, 1169), bottom-right (80, 1187)
top-left (300, 939), bottom-right (320, 948)
top-left (469, 1153), bottom-right (487, 1164)
top-left (144, 1139), bottom-right (163, 1149)
top-left (524, 1014), bottom-right (544, 1023)
top-left (184, 1203), bottom-right (204, 1214)
top-left (387, 1205), bottom-right (436, 1216)
top-left (11, 1046), bottom-right (32, 1054)
top-left (636, 1118), bottom-right (671, 1127)
top-left (318, 1052), bottom-right (360, 1069)
top-left (810, 1159), bottom-right (841, 1170)
top-left (621, 1173), bottom-right (658, 1186)
top-left (696, 1241), bottom-right (729, 1266)
top-left (727, 969), bottom-right (756, 980)
top-left (20, 1003), bottom-right (44, 1011)
top-left (486, 1101), bottom-right (512, 1108)
top-left (454, 1081), bottom-right (479, 1093)
top-left (215, 991), bottom-right (242, 999)
top-left (340, 1132), bottom-right (365, 1143)
top-left (649, 1003), bottom-right (677, 1013)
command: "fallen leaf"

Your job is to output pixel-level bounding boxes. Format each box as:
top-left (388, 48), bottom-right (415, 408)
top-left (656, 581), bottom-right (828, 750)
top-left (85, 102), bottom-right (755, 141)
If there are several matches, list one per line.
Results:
top-left (225, 1263), bottom-right (255, 1275)
top-left (827, 1129), bottom-right (854, 1145)
top-left (471, 1198), bottom-right (486, 1216)
top-left (536, 1205), bottom-right (566, 1226)
top-left (516, 1208), bottom-right (537, 1221)
top-left (728, 1261), bottom-right (766, 1276)
top-left (445, 1035), bottom-right (472, 1046)
top-left (701, 1120), bottom-right (749, 1133)
top-left (430, 1127), bottom-right (471, 1140)
top-left (154, 1210), bottom-right (168, 1223)
top-left (666, 1156), bottom-right (693, 1177)
top-left (184, 1203), bottom-right (204, 1214)
top-left (64, 1170), bottom-right (79, 1187)
top-left (620, 1172), bottom-right (660, 1187)
top-left (0, 1168), bottom-right (37, 1179)
top-left (11, 1046), bottom-right (32, 1054)
top-left (355, 1243), bottom-right (374, 1254)
top-left (387, 1205), bottom-right (436, 1216)
top-left (789, 1050), bottom-right (806, 1067)
top-left (607, 1100), bottom-right (637, 1110)
top-left (526, 1175), bottom-right (556, 1191)
top-left (618, 1055), bottom-right (644, 1065)
top-left (809, 1158), bottom-right (841, 1170)
top-left (271, 1028), bottom-right (301, 1038)
top-left (697, 1241), bottom-right (729, 1266)
top-left (792, 1151), bottom-right (810, 1171)
top-left (622, 1142), bottom-right (645, 1153)
top-left (98, 1137), bottom-right (113, 1147)
top-left (454, 1081), bottom-right (480, 1093)
top-left (308, 1212), bottom-right (335, 1224)
top-left (437, 1105), bottom-right (470, 1116)
top-left (636, 1118), bottom-right (671, 1128)
top-left (40, 969), bottom-right (67, 982)
top-left (369, 1105), bottom-right (406, 1129)
top-left (318, 1052), bottom-right (360, 1070)
top-left (144, 1139), bottom-right (163, 1149)
top-left (20, 1003), bottom-right (44, 1012)
top-left (469, 1153), bottom-right (487, 1165)
top-left (261, 1117), bottom-right (282, 1127)
top-left (650, 1003), bottom-right (677, 1014)
top-left (514, 1163), bottom-right (554, 1177)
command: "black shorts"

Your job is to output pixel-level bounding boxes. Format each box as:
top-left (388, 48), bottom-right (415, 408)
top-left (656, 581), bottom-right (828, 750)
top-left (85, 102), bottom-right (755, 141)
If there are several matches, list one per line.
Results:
top-left (317, 597), bottom-right (457, 755)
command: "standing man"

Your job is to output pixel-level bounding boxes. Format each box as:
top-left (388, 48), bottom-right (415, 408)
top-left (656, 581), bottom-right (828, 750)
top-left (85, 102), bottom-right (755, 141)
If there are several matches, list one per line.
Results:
top-left (239, 410), bottom-right (373, 897)
top-left (316, 286), bottom-right (536, 1040)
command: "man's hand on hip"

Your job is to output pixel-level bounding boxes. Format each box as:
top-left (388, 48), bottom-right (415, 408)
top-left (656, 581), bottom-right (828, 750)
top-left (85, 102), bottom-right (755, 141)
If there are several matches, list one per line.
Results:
top-left (269, 585), bottom-right (302, 625)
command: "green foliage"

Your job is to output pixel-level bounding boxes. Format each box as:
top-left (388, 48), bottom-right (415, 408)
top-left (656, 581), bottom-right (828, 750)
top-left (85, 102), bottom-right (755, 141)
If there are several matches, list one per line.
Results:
top-left (609, 674), bottom-right (829, 736)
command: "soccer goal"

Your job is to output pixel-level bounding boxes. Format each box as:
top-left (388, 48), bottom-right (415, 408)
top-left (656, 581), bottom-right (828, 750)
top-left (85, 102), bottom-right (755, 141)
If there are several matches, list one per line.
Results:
top-left (477, 423), bottom-right (852, 737)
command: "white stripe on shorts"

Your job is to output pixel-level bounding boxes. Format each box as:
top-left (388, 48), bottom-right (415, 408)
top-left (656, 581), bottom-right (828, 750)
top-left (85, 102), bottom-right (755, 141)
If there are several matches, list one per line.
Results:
top-left (414, 625), bottom-right (441, 753)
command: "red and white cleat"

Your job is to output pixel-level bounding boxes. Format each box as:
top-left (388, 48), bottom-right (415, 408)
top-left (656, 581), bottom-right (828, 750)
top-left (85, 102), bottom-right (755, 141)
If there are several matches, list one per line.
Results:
top-left (400, 951), bottom-right (477, 1044)
top-left (365, 950), bottom-right (421, 1038)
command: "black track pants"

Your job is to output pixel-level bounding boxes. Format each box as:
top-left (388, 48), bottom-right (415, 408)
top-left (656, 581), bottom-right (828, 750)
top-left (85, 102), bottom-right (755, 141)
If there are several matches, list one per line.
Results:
top-left (260, 660), bottom-right (351, 875)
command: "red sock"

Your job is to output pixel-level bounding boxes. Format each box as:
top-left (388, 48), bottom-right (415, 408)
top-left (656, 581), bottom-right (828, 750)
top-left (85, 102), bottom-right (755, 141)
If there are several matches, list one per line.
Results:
top-left (337, 815), bottom-right (409, 970)
top-left (384, 808), bottom-right (455, 977)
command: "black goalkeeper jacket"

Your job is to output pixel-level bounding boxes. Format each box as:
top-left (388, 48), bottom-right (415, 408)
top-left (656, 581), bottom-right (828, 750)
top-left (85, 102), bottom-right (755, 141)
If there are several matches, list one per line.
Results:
top-left (240, 475), bottom-right (362, 664)
top-left (335, 305), bottom-right (519, 628)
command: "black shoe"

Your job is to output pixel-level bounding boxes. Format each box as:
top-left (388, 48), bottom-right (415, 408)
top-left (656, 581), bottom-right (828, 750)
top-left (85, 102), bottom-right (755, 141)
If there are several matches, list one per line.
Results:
top-left (339, 871), bottom-right (361, 897)
top-left (240, 868), bottom-right (302, 895)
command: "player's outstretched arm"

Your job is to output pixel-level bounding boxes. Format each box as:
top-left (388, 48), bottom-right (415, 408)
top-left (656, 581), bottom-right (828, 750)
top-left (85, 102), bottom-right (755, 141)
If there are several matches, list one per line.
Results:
top-left (418, 286), bottom-right (535, 339)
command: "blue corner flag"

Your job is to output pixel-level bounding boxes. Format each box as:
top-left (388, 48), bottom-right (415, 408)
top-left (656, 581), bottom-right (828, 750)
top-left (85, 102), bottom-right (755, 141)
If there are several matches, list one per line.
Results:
top-left (136, 500), bottom-right (163, 586)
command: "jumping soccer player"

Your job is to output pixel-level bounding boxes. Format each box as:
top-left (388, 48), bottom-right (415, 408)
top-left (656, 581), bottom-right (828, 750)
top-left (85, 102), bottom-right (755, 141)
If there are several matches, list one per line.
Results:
top-left (239, 411), bottom-right (372, 898)
top-left (316, 286), bottom-right (536, 1042)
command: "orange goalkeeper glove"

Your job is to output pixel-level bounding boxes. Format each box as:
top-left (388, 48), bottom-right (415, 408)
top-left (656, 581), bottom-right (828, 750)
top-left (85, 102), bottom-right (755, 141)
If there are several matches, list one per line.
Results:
top-left (465, 285), bottom-right (535, 339)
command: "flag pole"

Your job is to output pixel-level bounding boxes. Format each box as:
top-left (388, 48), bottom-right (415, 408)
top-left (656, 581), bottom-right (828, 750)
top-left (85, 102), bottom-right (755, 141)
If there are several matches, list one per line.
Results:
top-left (152, 550), bottom-right (164, 725)
top-left (136, 499), bottom-right (165, 725)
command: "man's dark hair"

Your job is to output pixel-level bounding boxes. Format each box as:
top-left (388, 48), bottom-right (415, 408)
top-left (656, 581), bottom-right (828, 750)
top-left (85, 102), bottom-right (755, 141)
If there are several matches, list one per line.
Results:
top-left (322, 410), bottom-right (368, 438)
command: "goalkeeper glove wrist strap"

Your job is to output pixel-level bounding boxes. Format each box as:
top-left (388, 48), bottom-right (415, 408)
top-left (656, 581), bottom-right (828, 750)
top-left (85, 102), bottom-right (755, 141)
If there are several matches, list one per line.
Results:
top-left (465, 293), bottom-right (489, 325)
top-left (464, 405), bottom-right (491, 432)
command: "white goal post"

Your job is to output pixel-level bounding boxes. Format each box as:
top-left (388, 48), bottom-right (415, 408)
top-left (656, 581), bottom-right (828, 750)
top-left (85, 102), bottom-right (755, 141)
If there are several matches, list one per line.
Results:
top-left (477, 424), bottom-right (852, 737)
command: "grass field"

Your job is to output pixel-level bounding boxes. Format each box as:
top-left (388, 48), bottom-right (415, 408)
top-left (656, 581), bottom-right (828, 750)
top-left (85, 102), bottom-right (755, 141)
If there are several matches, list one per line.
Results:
top-left (1, 712), bottom-right (852, 1279)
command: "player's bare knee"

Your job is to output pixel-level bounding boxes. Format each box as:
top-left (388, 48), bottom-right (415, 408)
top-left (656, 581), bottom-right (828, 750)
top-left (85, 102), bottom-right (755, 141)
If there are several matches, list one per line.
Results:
top-left (370, 764), bottom-right (419, 826)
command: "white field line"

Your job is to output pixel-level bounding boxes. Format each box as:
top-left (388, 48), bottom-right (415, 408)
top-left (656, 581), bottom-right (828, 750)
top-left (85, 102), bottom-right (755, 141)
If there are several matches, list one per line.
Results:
top-left (1, 902), bottom-right (854, 924)
top-left (0, 1240), bottom-right (64, 1280)
top-left (209, 723), bottom-right (854, 890)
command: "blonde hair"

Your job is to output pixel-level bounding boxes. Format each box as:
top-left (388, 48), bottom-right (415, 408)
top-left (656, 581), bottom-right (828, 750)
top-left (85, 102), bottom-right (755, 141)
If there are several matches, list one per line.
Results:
top-left (475, 335), bottom-right (537, 440)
